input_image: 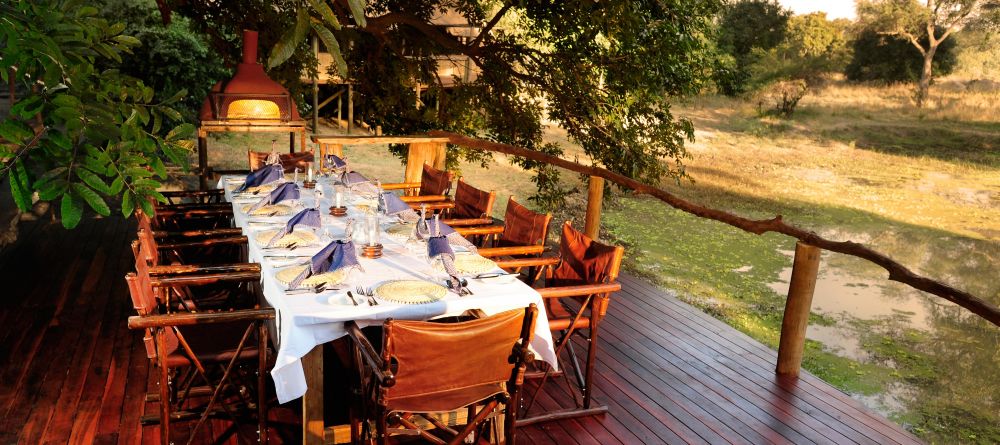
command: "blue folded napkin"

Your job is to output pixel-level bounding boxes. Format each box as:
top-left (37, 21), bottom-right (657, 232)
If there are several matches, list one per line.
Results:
top-left (249, 182), bottom-right (300, 212)
top-left (379, 191), bottom-right (412, 216)
top-left (341, 171), bottom-right (368, 186)
top-left (289, 239), bottom-right (361, 288)
top-left (426, 220), bottom-right (466, 294)
top-left (237, 164), bottom-right (283, 192)
top-left (267, 208), bottom-right (321, 247)
top-left (325, 154), bottom-right (347, 170)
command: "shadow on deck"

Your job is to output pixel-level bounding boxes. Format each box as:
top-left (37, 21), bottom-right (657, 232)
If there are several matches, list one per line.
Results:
top-left (0, 215), bottom-right (923, 444)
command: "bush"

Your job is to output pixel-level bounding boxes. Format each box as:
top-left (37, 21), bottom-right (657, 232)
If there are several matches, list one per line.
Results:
top-left (845, 29), bottom-right (957, 83)
top-left (754, 79), bottom-right (808, 117)
top-left (98, 0), bottom-right (229, 122)
top-left (714, 0), bottom-right (791, 96)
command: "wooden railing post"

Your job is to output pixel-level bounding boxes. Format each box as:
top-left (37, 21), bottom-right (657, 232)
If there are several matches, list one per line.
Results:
top-left (584, 175), bottom-right (604, 240)
top-left (776, 242), bottom-right (821, 377)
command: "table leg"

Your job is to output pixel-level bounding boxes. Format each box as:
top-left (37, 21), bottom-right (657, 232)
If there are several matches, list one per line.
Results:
top-left (302, 345), bottom-right (325, 445)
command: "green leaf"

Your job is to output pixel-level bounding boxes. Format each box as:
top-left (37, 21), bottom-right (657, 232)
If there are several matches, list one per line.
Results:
top-left (309, 0), bottom-right (342, 30)
top-left (110, 175), bottom-right (124, 194)
top-left (345, 0), bottom-right (367, 27)
top-left (165, 123), bottom-right (195, 141)
top-left (114, 35), bottom-right (141, 47)
top-left (60, 192), bottom-right (83, 229)
top-left (72, 183), bottom-right (110, 216)
top-left (121, 190), bottom-right (134, 218)
top-left (312, 23), bottom-right (348, 78)
top-left (9, 163), bottom-right (31, 212)
top-left (268, 7), bottom-right (312, 69)
top-left (10, 96), bottom-right (43, 120)
top-left (76, 168), bottom-right (112, 194)
top-left (0, 119), bottom-right (33, 143)
top-left (150, 156), bottom-right (167, 179)
top-left (138, 194), bottom-right (154, 217)
top-left (162, 88), bottom-right (188, 105)
top-left (37, 178), bottom-right (67, 201)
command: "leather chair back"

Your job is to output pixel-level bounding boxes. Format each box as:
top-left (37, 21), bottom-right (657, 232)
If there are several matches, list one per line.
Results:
top-left (498, 198), bottom-right (551, 248)
top-left (452, 179), bottom-right (495, 219)
top-left (248, 150), bottom-right (315, 173)
top-left (418, 163), bottom-right (454, 196)
top-left (380, 306), bottom-right (536, 413)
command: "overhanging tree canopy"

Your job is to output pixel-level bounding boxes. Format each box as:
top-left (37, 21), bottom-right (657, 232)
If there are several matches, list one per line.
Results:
top-left (164, 0), bottom-right (722, 207)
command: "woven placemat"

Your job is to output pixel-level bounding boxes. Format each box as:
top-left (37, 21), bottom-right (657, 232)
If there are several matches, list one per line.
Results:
top-left (275, 266), bottom-right (347, 287)
top-left (254, 229), bottom-right (318, 248)
top-left (241, 203), bottom-right (293, 216)
top-left (375, 280), bottom-right (447, 304)
top-left (385, 222), bottom-right (415, 240)
top-left (434, 253), bottom-right (497, 275)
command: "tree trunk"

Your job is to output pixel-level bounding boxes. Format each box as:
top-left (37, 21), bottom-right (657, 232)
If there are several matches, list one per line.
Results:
top-left (916, 45), bottom-right (937, 108)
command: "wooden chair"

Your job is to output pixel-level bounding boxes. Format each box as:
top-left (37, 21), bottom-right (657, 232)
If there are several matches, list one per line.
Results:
top-left (464, 198), bottom-right (552, 260)
top-left (125, 272), bottom-right (273, 445)
top-left (440, 179), bottom-right (496, 226)
top-left (247, 150), bottom-right (315, 173)
top-left (346, 305), bottom-right (538, 445)
top-left (132, 234), bottom-right (257, 312)
top-left (136, 208), bottom-right (241, 244)
top-left (383, 163), bottom-right (454, 205)
top-left (495, 222), bottom-right (624, 426)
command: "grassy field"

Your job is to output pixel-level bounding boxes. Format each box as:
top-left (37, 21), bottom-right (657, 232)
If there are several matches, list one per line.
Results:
top-left (203, 78), bottom-right (999, 443)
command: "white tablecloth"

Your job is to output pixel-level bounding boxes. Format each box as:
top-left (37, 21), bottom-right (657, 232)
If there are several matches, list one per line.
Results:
top-left (219, 176), bottom-right (558, 404)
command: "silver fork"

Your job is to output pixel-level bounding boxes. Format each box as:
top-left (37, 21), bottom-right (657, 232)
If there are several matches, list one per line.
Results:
top-left (364, 287), bottom-right (378, 305)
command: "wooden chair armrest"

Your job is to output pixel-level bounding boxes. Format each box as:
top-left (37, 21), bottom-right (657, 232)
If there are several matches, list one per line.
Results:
top-left (152, 228), bottom-right (244, 239)
top-left (160, 190), bottom-right (225, 198)
top-left (536, 282), bottom-right (622, 299)
top-left (157, 236), bottom-right (247, 251)
top-left (155, 208), bottom-right (233, 218)
top-left (493, 256), bottom-right (561, 269)
top-left (440, 218), bottom-right (494, 227)
top-left (381, 182), bottom-right (421, 191)
top-left (150, 270), bottom-right (260, 287)
top-left (477, 245), bottom-right (545, 258)
top-left (454, 226), bottom-right (505, 237)
top-left (400, 195), bottom-right (449, 203)
top-left (157, 202), bottom-right (231, 211)
top-left (128, 308), bottom-right (274, 329)
top-left (346, 321), bottom-right (395, 387)
top-left (211, 169), bottom-right (251, 176)
top-left (148, 263), bottom-right (261, 277)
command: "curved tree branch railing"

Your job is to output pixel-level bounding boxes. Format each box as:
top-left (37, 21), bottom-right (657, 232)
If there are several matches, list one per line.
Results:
top-left (428, 130), bottom-right (1000, 328)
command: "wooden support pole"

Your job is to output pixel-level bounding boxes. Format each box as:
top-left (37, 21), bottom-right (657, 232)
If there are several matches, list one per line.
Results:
top-left (197, 134), bottom-right (208, 190)
top-left (289, 131), bottom-right (295, 153)
top-left (584, 175), bottom-right (604, 240)
top-left (337, 89), bottom-right (342, 129)
top-left (311, 36), bottom-right (319, 134)
top-left (432, 141), bottom-right (446, 170)
top-left (347, 84), bottom-right (353, 135)
top-left (776, 242), bottom-right (821, 377)
top-left (302, 345), bottom-right (325, 445)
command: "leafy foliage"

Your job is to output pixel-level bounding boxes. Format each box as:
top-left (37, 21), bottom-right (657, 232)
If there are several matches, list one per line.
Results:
top-left (846, 28), bottom-right (957, 82)
top-left (97, 0), bottom-right (230, 122)
top-left (714, 0), bottom-right (792, 95)
top-left (855, 0), bottom-right (1000, 106)
top-left (173, 0), bottom-right (721, 210)
top-left (0, 0), bottom-right (193, 228)
top-left (751, 13), bottom-right (852, 86)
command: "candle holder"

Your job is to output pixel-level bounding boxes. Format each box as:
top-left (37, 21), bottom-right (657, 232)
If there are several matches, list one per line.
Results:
top-left (302, 180), bottom-right (317, 189)
top-left (361, 244), bottom-right (384, 258)
top-left (329, 206), bottom-right (348, 217)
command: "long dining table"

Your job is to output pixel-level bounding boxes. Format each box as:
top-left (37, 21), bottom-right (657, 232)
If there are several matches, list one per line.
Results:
top-left (219, 173), bottom-right (558, 444)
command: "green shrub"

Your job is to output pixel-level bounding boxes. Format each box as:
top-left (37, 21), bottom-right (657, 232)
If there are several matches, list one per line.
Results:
top-left (845, 28), bottom-right (957, 83)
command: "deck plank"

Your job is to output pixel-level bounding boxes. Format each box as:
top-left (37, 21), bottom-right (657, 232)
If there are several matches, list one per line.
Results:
top-left (0, 216), bottom-right (925, 445)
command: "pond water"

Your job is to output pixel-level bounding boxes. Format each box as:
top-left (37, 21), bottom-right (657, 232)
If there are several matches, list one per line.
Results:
top-left (766, 232), bottom-right (1000, 439)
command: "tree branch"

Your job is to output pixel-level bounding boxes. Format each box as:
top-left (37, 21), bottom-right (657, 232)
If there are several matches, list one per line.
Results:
top-left (468, 3), bottom-right (512, 48)
top-left (429, 131), bottom-right (1000, 328)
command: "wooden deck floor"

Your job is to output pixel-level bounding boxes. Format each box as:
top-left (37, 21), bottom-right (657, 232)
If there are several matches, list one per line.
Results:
top-left (0, 215), bottom-right (924, 444)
